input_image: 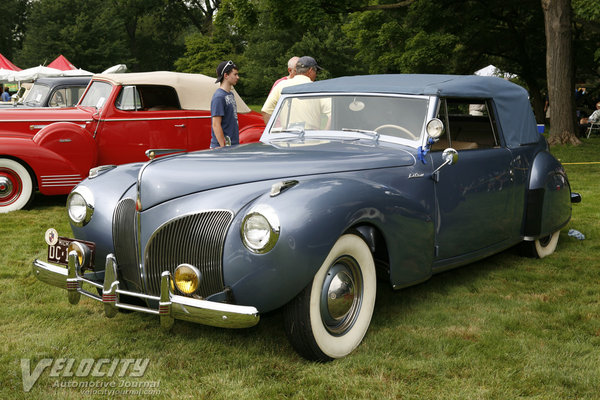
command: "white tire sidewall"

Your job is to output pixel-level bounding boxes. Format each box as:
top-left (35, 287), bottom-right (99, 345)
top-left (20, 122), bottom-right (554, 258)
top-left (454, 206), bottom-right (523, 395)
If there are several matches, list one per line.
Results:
top-left (308, 234), bottom-right (376, 359)
top-left (0, 158), bottom-right (33, 213)
top-left (534, 230), bottom-right (559, 258)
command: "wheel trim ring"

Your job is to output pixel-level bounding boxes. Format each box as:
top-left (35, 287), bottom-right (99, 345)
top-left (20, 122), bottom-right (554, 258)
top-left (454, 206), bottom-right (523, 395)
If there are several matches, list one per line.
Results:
top-left (0, 168), bottom-right (23, 206)
top-left (538, 234), bottom-right (552, 247)
top-left (320, 255), bottom-right (363, 336)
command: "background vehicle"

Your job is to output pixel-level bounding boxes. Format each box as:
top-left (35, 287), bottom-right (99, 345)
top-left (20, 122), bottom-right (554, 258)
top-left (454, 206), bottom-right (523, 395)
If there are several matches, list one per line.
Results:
top-left (0, 76), bottom-right (90, 109)
top-left (33, 74), bottom-right (579, 361)
top-left (0, 71), bottom-right (265, 212)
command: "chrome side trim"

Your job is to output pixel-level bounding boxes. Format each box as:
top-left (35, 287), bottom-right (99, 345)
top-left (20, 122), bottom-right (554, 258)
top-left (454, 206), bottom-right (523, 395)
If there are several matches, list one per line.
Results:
top-left (32, 253), bottom-right (260, 329)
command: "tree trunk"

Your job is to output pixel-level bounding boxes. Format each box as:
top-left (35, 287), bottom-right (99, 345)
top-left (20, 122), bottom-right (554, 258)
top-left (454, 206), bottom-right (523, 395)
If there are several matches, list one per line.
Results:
top-left (541, 0), bottom-right (581, 145)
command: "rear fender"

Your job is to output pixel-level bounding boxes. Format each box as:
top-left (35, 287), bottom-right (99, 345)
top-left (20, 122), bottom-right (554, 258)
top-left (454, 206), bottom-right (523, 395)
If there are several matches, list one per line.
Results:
top-left (524, 150), bottom-right (572, 238)
top-left (33, 122), bottom-right (97, 175)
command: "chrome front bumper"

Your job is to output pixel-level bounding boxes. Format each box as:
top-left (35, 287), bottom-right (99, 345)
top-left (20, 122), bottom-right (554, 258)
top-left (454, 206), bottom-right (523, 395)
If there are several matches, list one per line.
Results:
top-left (32, 251), bottom-right (260, 329)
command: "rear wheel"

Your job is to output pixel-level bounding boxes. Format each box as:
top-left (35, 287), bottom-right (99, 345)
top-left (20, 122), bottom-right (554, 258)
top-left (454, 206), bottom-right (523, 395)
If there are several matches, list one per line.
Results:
top-left (284, 234), bottom-right (377, 361)
top-left (522, 230), bottom-right (560, 258)
top-left (0, 158), bottom-right (34, 213)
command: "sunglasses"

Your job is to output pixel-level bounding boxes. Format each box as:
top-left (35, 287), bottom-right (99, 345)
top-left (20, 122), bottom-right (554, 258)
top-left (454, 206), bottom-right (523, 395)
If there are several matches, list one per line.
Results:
top-left (222, 60), bottom-right (234, 75)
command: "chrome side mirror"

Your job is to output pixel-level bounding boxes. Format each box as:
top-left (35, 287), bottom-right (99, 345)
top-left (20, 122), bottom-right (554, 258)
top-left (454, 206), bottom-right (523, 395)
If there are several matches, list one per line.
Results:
top-left (432, 148), bottom-right (458, 180)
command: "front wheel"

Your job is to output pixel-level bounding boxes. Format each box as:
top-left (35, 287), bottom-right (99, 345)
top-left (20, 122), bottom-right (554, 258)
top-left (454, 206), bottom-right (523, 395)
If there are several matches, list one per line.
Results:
top-left (0, 158), bottom-right (34, 213)
top-left (284, 234), bottom-right (377, 361)
top-left (521, 230), bottom-right (560, 258)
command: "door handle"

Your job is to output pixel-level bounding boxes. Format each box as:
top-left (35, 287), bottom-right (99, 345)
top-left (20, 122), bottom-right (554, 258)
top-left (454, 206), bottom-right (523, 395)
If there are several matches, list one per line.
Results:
top-left (174, 124), bottom-right (186, 128)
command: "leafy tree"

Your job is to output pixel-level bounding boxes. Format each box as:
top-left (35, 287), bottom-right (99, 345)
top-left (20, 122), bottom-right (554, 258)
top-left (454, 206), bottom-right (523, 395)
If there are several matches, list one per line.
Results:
top-left (542, 0), bottom-right (580, 145)
top-left (0, 0), bottom-right (30, 61)
top-left (15, 0), bottom-right (131, 71)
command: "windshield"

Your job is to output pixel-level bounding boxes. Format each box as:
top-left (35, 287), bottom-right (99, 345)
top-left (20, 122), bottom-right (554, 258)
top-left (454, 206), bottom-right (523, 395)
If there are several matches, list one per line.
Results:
top-left (24, 83), bottom-right (50, 107)
top-left (78, 81), bottom-right (112, 109)
top-left (268, 94), bottom-right (429, 142)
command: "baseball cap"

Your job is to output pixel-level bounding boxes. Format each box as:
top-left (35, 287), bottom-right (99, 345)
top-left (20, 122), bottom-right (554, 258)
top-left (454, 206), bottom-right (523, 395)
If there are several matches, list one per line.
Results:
top-left (215, 60), bottom-right (237, 83)
top-left (296, 56), bottom-right (323, 71)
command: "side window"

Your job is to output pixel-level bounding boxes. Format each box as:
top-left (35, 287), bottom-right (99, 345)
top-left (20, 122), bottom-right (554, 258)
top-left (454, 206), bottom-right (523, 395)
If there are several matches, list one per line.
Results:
top-left (48, 89), bottom-right (67, 107)
top-left (115, 86), bottom-right (142, 111)
top-left (137, 85), bottom-right (181, 111)
top-left (433, 98), bottom-right (500, 151)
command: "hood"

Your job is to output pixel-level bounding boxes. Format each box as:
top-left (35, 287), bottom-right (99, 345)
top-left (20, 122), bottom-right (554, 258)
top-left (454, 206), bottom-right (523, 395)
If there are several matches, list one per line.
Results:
top-left (0, 106), bottom-right (92, 124)
top-left (139, 139), bottom-right (415, 209)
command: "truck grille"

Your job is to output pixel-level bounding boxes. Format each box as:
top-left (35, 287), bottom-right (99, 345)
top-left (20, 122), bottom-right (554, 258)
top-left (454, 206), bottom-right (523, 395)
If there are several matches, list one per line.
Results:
top-left (144, 210), bottom-right (232, 297)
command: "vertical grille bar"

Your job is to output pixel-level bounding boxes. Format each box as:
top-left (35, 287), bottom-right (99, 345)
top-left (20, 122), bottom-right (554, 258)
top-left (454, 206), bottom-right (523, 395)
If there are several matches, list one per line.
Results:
top-left (144, 210), bottom-right (232, 297)
top-left (112, 199), bottom-right (140, 290)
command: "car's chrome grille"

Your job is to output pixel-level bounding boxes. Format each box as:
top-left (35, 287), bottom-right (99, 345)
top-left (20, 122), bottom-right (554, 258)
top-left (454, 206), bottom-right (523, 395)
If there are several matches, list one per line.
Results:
top-left (144, 210), bottom-right (232, 297)
top-left (112, 199), bottom-right (140, 290)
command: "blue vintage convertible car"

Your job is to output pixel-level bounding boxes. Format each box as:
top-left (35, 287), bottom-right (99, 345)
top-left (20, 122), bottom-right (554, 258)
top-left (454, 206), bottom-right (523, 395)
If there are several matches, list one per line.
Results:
top-left (33, 74), bottom-right (580, 361)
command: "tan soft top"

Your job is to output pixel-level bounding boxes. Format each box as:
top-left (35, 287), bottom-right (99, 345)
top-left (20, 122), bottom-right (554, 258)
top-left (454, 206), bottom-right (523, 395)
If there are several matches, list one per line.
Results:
top-left (92, 71), bottom-right (251, 113)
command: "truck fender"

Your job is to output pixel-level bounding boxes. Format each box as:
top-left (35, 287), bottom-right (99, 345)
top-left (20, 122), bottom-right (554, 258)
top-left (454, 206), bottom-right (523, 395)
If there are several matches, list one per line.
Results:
top-left (524, 150), bottom-right (572, 237)
top-left (33, 122), bottom-right (98, 175)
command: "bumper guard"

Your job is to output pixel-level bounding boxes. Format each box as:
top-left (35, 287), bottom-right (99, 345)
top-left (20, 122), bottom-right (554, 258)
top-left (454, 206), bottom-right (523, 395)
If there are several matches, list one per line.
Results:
top-left (32, 251), bottom-right (260, 329)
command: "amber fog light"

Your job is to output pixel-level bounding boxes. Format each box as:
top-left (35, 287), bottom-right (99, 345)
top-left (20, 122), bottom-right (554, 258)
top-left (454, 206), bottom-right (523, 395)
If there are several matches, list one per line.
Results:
top-left (67, 241), bottom-right (91, 270)
top-left (174, 264), bottom-right (201, 295)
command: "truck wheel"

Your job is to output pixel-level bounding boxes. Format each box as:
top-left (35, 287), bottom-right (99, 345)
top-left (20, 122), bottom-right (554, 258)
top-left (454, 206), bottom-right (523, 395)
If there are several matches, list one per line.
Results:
top-left (521, 230), bottom-right (560, 258)
top-left (0, 158), bottom-right (34, 213)
top-left (284, 234), bottom-right (377, 361)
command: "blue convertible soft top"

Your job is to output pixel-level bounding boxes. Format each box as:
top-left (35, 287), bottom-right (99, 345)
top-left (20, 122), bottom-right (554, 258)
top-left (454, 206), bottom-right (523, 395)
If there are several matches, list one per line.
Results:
top-left (283, 74), bottom-right (540, 148)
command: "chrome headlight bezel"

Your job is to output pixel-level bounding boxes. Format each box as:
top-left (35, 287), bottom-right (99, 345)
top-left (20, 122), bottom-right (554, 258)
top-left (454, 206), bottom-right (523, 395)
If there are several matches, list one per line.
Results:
top-left (241, 205), bottom-right (280, 254)
top-left (67, 186), bottom-right (95, 227)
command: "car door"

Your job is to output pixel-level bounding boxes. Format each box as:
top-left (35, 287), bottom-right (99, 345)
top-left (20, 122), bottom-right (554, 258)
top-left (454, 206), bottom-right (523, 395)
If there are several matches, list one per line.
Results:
top-left (96, 85), bottom-right (189, 165)
top-left (431, 98), bottom-right (518, 261)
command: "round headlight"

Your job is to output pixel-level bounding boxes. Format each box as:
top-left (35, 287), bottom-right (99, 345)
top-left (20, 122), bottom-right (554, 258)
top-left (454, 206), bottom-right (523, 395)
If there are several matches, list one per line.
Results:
top-left (67, 186), bottom-right (94, 226)
top-left (241, 206), bottom-right (280, 254)
top-left (426, 118), bottom-right (445, 139)
top-left (174, 264), bottom-right (201, 295)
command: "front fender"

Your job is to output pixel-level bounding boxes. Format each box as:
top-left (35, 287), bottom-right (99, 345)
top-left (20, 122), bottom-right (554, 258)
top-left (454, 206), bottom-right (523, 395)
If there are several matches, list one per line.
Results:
top-left (33, 122), bottom-right (97, 176)
top-left (524, 150), bottom-right (572, 237)
top-left (0, 136), bottom-right (90, 195)
top-left (223, 174), bottom-right (434, 312)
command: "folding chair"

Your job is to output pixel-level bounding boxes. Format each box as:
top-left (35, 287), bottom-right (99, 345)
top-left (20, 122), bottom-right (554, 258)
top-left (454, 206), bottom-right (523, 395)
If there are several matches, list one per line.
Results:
top-left (586, 122), bottom-right (600, 139)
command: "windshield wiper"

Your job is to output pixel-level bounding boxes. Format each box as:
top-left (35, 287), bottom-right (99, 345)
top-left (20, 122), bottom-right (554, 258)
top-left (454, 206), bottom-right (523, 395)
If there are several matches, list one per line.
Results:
top-left (342, 128), bottom-right (380, 142)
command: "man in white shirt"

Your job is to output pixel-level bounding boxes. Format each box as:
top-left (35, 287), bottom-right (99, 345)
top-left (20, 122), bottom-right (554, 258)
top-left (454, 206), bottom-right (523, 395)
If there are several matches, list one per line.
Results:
top-left (261, 56), bottom-right (322, 124)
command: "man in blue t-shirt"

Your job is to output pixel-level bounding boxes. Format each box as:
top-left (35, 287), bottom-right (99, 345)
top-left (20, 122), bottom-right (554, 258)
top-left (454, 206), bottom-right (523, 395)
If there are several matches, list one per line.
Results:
top-left (210, 60), bottom-right (240, 148)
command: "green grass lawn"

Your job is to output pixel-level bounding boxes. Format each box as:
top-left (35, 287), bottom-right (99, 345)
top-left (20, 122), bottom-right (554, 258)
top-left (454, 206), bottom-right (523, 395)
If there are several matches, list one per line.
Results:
top-left (0, 139), bottom-right (599, 399)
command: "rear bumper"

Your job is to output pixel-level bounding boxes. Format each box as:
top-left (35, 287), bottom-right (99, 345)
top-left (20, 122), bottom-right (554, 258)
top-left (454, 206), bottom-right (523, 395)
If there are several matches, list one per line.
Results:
top-left (32, 251), bottom-right (260, 329)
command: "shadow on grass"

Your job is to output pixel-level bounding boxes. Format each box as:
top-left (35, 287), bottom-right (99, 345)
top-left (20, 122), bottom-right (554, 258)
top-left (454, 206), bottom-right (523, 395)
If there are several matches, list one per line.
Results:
top-left (28, 193), bottom-right (68, 210)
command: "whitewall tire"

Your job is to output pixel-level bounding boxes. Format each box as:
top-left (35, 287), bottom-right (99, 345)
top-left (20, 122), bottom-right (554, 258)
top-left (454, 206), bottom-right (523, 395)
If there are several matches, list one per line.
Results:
top-left (0, 158), bottom-right (34, 213)
top-left (284, 233), bottom-right (377, 361)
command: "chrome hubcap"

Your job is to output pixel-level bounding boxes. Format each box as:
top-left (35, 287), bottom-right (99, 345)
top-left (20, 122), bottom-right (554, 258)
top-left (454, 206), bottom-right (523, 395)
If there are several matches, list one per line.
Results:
top-left (320, 256), bottom-right (363, 336)
top-left (0, 172), bottom-right (20, 205)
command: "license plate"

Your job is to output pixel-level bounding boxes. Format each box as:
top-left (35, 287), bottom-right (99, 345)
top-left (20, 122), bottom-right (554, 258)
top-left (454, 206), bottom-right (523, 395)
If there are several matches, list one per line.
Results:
top-left (48, 236), bottom-right (96, 267)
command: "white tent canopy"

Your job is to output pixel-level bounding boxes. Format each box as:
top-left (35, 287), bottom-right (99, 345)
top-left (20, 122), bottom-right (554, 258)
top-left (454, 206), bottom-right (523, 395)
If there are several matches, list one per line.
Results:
top-left (0, 68), bottom-right (17, 82)
top-left (101, 64), bottom-right (127, 74)
top-left (62, 68), bottom-right (93, 76)
top-left (8, 65), bottom-right (64, 82)
top-left (474, 65), bottom-right (516, 79)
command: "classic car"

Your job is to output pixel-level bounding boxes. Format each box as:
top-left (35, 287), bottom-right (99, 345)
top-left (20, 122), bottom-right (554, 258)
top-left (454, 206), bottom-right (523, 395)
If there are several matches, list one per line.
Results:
top-left (0, 76), bottom-right (91, 109)
top-left (0, 71), bottom-right (265, 212)
top-left (33, 74), bottom-right (580, 361)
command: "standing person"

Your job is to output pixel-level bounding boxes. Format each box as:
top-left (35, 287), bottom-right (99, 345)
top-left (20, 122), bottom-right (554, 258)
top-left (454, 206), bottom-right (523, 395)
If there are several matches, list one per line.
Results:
top-left (261, 56), bottom-right (322, 124)
top-left (269, 56), bottom-right (299, 93)
top-left (1, 87), bottom-right (10, 102)
top-left (211, 60), bottom-right (240, 149)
